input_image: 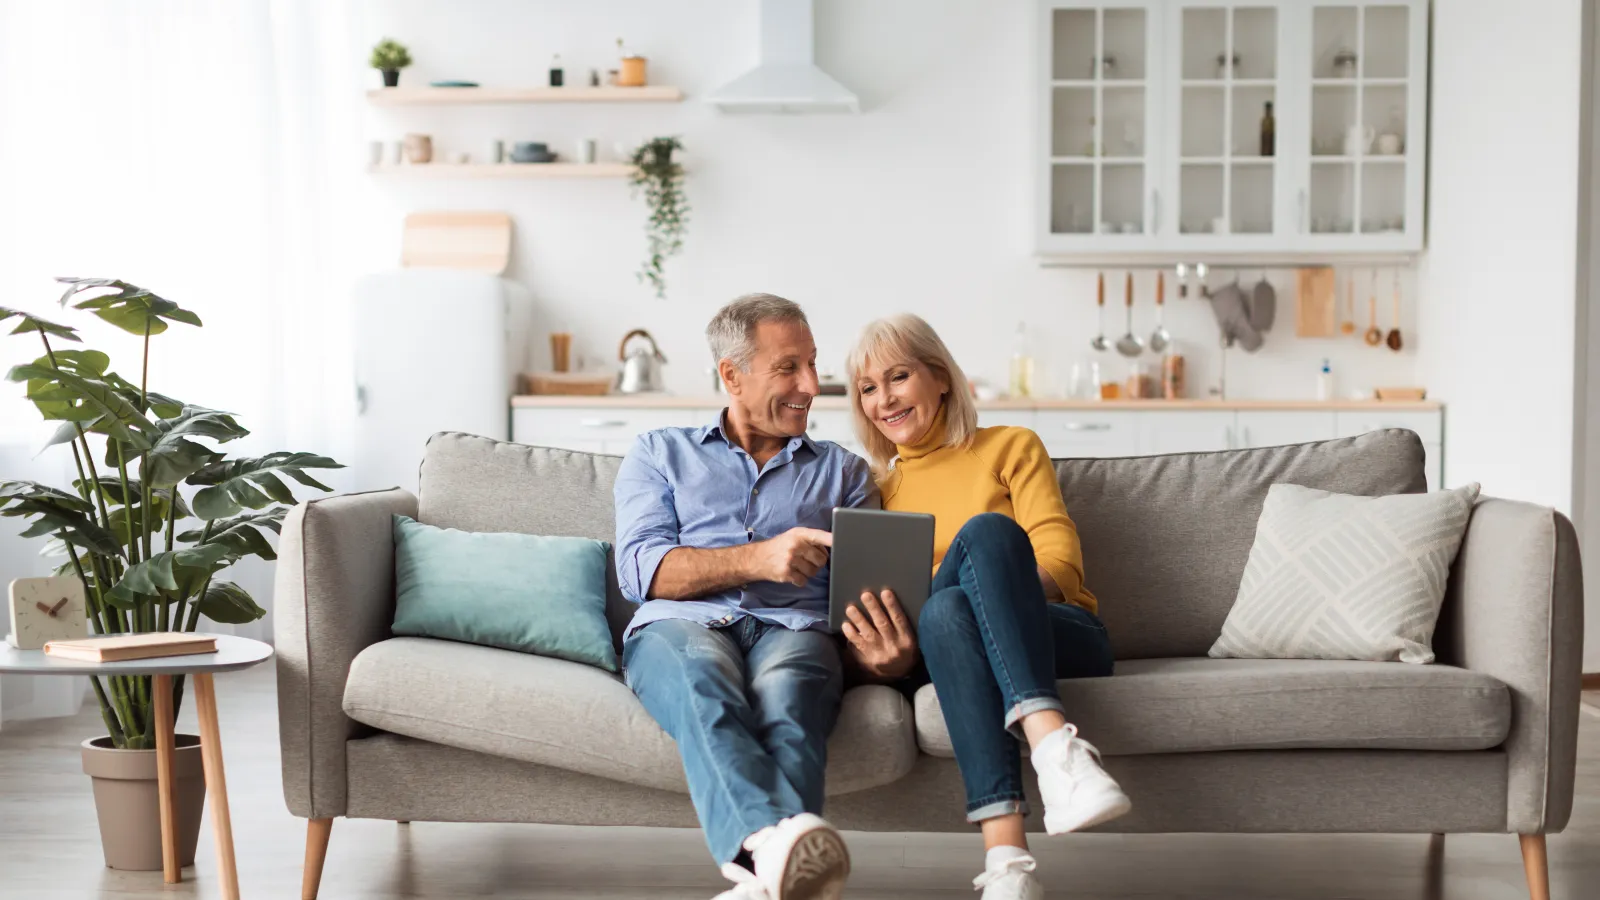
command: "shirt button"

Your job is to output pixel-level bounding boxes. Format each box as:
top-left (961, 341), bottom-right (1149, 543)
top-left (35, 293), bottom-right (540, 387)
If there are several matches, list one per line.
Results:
top-left (751, 488), bottom-right (759, 495)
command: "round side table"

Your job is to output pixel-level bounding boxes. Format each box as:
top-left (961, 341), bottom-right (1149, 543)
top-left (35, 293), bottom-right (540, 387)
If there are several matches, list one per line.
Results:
top-left (0, 633), bottom-right (273, 899)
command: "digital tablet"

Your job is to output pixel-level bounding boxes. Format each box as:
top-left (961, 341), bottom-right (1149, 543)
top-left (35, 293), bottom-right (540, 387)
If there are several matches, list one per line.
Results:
top-left (828, 508), bottom-right (936, 633)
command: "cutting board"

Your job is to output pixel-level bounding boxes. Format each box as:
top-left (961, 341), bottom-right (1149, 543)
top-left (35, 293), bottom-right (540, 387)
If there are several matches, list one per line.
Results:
top-left (1295, 267), bottom-right (1338, 338)
top-left (401, 211), bottom-right (512, 274)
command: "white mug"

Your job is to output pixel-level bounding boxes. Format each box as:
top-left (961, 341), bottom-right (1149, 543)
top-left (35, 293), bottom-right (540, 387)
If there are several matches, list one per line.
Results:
top-left (578, 138), bottom-right (597, 164)
top-left (367, 141), bottom-right (384, 167)
top-left (1376, 132), bottom-right (1403, 155)
top-left (1344, 124), bottom-right (1376, 156)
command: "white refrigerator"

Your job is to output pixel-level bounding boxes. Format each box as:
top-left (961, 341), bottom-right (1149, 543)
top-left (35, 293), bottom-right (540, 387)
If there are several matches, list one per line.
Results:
top-left (351, 270), bottom-right (532, 497)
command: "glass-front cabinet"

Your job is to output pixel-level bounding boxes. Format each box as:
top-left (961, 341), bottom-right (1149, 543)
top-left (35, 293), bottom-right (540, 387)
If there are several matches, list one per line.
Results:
top-left (1036, 0), bottom-right (1428, 259)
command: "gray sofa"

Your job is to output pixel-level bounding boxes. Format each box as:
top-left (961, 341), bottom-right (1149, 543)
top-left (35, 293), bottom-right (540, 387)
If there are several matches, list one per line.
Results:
top-left (275, 429), bottom-right (1583, 900)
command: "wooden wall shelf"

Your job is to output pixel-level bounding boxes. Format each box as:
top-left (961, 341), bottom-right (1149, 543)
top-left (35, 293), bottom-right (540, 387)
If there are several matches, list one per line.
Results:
top-left (369, 163), bottom-right (636, 179)
top-left (367, 86), bottom-right (683, 105)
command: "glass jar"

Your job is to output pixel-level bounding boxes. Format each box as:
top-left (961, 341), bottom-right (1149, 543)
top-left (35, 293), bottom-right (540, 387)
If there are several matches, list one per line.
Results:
top-left (1333, 48), bottom-right (1358, 79)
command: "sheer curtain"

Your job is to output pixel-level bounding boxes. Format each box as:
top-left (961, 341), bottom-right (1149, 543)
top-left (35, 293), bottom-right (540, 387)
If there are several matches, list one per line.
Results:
top-left (0, 1), bottom-right (378, 645)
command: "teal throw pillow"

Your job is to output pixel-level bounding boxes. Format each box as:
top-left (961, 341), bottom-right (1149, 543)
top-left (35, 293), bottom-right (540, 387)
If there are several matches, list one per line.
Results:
top-left (391, 515), bottom-right (618, 672)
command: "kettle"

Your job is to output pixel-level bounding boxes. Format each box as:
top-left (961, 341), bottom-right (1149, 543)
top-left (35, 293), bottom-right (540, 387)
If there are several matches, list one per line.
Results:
top-left (617, 328), bottom-right (667, 393)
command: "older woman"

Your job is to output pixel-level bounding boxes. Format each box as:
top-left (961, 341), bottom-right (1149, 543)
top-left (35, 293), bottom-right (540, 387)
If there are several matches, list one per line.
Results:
top-left (840, 314), bottom-right (1128, 900)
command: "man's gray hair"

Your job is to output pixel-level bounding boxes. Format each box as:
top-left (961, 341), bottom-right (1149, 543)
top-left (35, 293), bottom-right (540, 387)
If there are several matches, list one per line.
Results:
top-left (705, 292), bottom-right (809, 371)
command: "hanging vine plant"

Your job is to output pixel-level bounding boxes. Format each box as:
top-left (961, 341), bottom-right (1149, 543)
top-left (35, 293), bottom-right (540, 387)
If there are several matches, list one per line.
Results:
top-left (629, 136), bottom-right (688, 299)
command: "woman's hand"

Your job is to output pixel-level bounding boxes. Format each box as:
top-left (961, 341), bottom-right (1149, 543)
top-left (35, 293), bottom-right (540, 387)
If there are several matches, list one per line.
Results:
top-left (841, 590), bottom-right (919, 681)
top-left (1037, 564), bottom-right (1065, 601)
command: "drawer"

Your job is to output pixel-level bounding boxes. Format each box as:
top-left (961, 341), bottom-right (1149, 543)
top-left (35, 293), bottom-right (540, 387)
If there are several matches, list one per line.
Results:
top-left (512, 407), bottom-right (712, 445)
top-left (1333, 410), bottom-right (1442, 444)
top-left (1031, 411), bottom-right (1140, 458)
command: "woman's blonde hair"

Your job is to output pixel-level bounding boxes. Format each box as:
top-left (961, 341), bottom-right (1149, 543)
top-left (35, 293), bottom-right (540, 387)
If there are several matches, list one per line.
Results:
top-left (846, 314), bottom-right (978, 476)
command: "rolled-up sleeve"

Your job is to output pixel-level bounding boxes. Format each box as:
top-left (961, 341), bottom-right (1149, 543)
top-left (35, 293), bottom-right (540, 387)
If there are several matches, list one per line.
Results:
top-left (614, 436), bottom-right (681, 604)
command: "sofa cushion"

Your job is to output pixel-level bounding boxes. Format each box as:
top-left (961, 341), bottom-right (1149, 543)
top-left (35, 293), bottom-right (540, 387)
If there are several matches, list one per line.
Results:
top-left (343, 637), bottom-right (916, 795)
top-left (1056, 429), bottom-right (1428, 660)
top-left (912, 657), bottom-right (1510, 758)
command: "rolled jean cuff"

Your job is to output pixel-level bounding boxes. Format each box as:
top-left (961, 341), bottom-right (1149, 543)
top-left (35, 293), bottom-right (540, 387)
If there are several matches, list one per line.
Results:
top-left (966, 797), bottom-right (1029, 823)
top-left (1003, 695), bottom-right (1066, 740)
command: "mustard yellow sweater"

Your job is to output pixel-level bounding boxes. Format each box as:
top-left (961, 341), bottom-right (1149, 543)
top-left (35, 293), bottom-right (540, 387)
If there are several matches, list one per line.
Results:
top-left (881, 417), bottom-right (1097, 613)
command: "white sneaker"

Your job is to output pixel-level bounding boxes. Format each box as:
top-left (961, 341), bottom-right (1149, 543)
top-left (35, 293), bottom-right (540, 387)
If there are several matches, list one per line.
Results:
top-left (717, 813), bottom-right (850, 900)
top-left (1032, 723), bottom-right (1132, 835)
top-left (972, 854), bottom-right (1044, 900)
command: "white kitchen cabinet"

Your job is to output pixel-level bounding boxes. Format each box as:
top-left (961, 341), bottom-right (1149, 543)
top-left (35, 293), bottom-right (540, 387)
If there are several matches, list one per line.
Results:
top-left (511, 407), bottom-right (715, 455)
top-left (1234, 410), bottom-right (1338, 448)
top-left (1036, 0), bottom-right (1428, 259)
top-left (1031, 410), bottom-right (1142, 457)
top-left (1139, 410), bottom-right (1234, 453)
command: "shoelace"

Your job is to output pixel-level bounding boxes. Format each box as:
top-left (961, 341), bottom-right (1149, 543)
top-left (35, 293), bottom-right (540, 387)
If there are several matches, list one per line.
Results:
top-left (971, 855), bottom-right (1038, 890)
top-left (718, 862), bottom-right (773, 900)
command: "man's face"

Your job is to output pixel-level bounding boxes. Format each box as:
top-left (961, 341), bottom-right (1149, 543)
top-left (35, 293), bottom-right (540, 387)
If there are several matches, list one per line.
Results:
top-left (725, 319), bottom-right (820, 438)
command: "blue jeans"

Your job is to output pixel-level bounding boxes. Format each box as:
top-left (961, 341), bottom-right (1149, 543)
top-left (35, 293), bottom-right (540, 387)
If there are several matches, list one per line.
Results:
top-left (916, 513), bottom-right (1115, 823)
top-left (623, 616), bottom-right (844, 864)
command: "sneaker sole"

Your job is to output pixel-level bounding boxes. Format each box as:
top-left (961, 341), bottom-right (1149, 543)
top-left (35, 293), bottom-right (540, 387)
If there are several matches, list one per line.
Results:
top-left (779, 825), bottom-right (851, 900)
top-left (1043, 789), bottom-right (1132, 835)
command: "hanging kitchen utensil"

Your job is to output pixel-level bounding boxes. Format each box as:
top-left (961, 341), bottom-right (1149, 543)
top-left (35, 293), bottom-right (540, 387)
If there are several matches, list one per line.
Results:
top-left (1116, 271), bottom-right (1144, 357)
top-left (1091, 272), bottom-right (1110, 352)
top-left (1149, 271), bottom-right (1171, 353)
top-left (1364, 270), bottom-right (1383, 346)
top-left (1210, 276), bottom-right (1263, 352)
top-left (617, 328), bottom-right (668, 393)
top-left (1175, 263), bottom-right (1189, 300)
top-left (1386, 268), bottom-right (1404, 351)
top-left (1295, 267), bottom-right (1337, 338)
top-left (1249, 270), bottom-right (1277, 332)
top-left (1340, 269), bottom-right (1357, 336)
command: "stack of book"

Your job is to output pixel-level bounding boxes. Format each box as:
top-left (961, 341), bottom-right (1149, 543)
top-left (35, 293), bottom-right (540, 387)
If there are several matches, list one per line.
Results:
top-left (43, 633), bottom-right (218, 662)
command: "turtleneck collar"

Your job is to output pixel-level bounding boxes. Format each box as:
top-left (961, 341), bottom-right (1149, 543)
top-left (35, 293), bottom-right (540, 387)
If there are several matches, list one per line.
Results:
top-left (894, 402), bottom-right (950, 462)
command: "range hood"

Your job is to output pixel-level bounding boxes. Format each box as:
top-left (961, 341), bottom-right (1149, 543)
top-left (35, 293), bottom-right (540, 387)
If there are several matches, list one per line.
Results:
top-left (707, 0), bottom-right (860, 114)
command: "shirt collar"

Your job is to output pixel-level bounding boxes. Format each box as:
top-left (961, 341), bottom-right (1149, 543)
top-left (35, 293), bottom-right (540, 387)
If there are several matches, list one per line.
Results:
top-left (700, 408), bottom-right (818, 455)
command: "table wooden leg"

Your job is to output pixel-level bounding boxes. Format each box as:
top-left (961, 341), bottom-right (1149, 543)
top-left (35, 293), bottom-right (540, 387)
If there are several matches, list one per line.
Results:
top-left (194, 673), bottom-right (239, 900)
top-left (153, 673), bottom-right (180, 884)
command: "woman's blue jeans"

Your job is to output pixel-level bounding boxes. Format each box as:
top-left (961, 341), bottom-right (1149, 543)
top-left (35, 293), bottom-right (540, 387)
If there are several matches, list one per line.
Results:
top-left (914, 512), bottom-right (1114, 823)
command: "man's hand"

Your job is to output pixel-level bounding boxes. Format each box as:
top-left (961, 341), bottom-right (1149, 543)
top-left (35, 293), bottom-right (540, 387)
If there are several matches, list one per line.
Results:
top-left (751, 527), bottom-right (833, 586)
top-left (841, 590), bottom-right (918, 681)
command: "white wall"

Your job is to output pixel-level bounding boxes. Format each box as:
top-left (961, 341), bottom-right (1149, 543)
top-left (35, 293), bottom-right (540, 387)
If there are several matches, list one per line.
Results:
top-left (356, 0), bottom-right (1419, 402)
top-left (1417, 0), bottom-right (1585, 510)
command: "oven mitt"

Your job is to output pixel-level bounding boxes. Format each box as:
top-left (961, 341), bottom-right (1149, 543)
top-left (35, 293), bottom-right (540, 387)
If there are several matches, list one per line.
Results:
top-left (1209, 281), bottom-right (1264, 352)
top-left (1250, 277), bottom-right (1277, 333)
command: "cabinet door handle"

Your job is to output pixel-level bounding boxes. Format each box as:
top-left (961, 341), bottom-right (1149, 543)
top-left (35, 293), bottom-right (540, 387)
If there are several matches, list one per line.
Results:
top-left (1241, 426), bottom-right (1252, 446)
top-left (580, 418), bottom-right (628, 428)
top-left (1063, 422), bottom-right (1112, 432)
top-left (1298, 189), bottom-right (1308, 233)
top-left (1224, 425), bottom-right (1234, 449)
top-left (1151, 190), bottom-right (1161, 234)
top-left (355, 384), bottom-right (368, 415)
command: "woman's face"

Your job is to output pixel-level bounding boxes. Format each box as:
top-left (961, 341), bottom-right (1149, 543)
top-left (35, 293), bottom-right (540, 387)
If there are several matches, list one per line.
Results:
top-left (856, 356), bottom-right (950, 447)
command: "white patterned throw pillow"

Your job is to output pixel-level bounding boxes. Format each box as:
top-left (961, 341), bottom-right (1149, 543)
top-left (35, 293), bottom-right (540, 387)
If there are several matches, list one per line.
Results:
top-left (1209, 481), bottom-right (1481, 664)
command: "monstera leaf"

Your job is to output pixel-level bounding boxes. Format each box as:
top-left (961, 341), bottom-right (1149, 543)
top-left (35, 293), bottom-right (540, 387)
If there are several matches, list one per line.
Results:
top-left (179, 508), bottom-right (285, 563)
top-left (194, 580), bottom-right (266, 624)
top-left (0, 306), bottom-right (80, 342)
top-left (0, 480), bottom-right (123, 557)
top-left (187, 452), bottom-right (342, 520)
top-left (105, 543), bottom-right (230, 607)
top-left (8, 363), bottom-right (156, 449)
top-left (103, 405), bottom-right (243, 487)
top-left (55, 277), bottom-right (202, 336)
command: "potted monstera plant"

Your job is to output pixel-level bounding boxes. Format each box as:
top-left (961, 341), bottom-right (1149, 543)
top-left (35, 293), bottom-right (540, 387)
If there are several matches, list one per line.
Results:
top-left (0, 278), bottom-right (341, 871)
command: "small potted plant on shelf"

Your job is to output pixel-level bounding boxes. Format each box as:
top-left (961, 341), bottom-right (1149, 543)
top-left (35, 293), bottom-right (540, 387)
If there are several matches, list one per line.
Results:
top-left (630, 136), bottom-right (688, 300)
top-left (0, 279), bottom-right (342, 871)
top-left (370, 37), bottom-right (412, 88)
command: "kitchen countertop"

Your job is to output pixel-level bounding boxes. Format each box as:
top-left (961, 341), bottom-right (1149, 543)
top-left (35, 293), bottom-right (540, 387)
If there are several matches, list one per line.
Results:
top-left (512, 395), bottom-right (1442, 412)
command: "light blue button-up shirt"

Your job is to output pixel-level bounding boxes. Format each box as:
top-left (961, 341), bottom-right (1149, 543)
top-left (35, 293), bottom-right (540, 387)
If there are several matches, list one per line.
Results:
top-left (614, 412), bottom-right (877, 637)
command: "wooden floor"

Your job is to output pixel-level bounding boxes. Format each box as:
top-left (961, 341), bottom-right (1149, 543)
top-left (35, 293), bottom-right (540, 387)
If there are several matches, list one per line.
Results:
top-left (3, 662), bottom-right (1598, 899)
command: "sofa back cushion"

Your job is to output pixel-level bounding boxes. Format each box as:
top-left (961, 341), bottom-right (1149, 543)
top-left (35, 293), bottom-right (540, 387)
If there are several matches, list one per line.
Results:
top-left (418, 428), bottom-right (1427, 659)
top-left (1058, 429), bottom-right (1426, 659)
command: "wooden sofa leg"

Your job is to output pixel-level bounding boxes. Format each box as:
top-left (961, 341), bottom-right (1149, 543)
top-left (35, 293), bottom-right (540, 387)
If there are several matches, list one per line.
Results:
top-left (303, 818), bottom-right (334, 900)
top-left (1519, 834), bottom-right (1550, 900)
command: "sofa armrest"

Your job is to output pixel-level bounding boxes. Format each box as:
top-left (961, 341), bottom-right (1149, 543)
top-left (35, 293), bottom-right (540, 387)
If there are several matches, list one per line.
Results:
top-left (1436, 497), bottom-right (1584, 834)
top-left (274, 487), bottom-right (418, 819)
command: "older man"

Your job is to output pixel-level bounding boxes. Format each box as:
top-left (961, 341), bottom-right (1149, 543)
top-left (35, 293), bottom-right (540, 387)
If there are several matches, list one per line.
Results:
top-left (614, 293), bottom-right (875, 900)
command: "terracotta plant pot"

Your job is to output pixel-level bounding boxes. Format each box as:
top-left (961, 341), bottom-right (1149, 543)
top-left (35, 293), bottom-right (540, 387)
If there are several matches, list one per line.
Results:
top-left (80, 735), bottom-right (206, 871)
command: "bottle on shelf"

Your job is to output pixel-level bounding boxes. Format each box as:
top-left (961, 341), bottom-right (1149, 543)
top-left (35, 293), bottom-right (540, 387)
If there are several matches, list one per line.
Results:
top-left (1316, 358), bottom-right (1333, 401)
top-left (549, 54), bottom-right (564, 87)
top-left (1260, 102), bottom-right (1275, 157)
top-left (1009, 322), bottom-right (1035, 399)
